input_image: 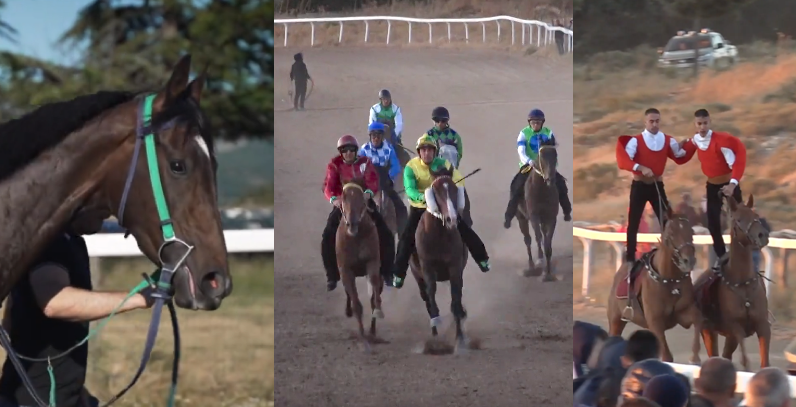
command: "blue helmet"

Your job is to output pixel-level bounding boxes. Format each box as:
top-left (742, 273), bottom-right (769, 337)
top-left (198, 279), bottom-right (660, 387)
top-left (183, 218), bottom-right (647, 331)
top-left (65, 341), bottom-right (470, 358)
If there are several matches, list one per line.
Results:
top-left (368, 122), bottom-right (386, 133)
top-left (528, 109), bottom-right (545, 121)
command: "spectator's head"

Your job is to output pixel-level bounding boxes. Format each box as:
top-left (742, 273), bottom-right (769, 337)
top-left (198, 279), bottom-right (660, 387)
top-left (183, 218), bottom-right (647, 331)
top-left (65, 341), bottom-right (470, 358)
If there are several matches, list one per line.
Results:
top-left (642, 374), bottom-right (690, 407)
top-left (294, 52), bottom-right (303, 62)
top-left (574, 321), bottom-right (609, 377)
top-left (620, 397), bottom-right (662, 407)
top-left (744, 367), bottom-right (791, 407)
top-left (694, 357), bottom-right (736, 403)
top-left (623, 330), bottom-right (660, 368)
top-left (620, 359), bottom-right (676, 403)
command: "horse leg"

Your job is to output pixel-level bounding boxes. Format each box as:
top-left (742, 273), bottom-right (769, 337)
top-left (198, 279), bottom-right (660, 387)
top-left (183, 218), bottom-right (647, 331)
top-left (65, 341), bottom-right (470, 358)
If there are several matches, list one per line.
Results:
top-left (450, 265), bottom-right (468, 354)
top-left (647, 318), bottom-right (674, 362)
top-left (367, 260), bottom-right (384, 337)
top-left (721, 335), bottom-right (739, 363)
top-left (681, 305), bottom-right (703, 365)
top-left (516, 213), bottom-right (536, 276)
top-left (530, 217), bottom-right (544, 271)
top-left (345, 291), bottom-right (353, 318)
top-left (701, 329), bottom-right (719, 358)
top-left (608, 309), bottom-right (627, 336)
top-left (422, 260), bottom-right (441, 337)
top-left (541, 221), bottom-right (557, 282)
top-left (341, 269), bottom-right (369, 351)
top-left (758, 320), bottom-right (772, 369)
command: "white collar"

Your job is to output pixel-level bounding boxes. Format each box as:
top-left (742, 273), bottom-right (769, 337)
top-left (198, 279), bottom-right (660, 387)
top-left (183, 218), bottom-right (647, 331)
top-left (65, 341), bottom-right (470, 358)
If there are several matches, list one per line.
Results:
top-left (642, 129), bottom-right (664, 139)
top-left (694, 129), bottom-right (713, 141)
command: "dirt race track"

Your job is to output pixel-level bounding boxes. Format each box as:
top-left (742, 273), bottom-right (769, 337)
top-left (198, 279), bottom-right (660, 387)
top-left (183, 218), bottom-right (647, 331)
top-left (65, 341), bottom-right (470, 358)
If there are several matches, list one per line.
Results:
top-left (274, 47), bottom-right (573, 406)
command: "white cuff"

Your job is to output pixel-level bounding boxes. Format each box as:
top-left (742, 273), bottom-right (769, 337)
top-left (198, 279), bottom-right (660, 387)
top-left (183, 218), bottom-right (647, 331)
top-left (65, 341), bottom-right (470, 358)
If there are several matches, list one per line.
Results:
top-left (730, 179), bottom-right (738, 185)
top-left (633, 163), bottom-right (639, 171)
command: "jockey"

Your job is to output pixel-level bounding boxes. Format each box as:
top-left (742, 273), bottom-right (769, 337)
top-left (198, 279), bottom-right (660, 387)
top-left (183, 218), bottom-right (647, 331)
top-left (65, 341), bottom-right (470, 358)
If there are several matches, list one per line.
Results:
top-left (616, 107), bottom-right (690, 269)
top-left (368, 89), bottom-right (403, 144)
top-left (503, 108), bottom-right (572, 228)
top-left (359, 121), bottom-right (408, 233)
top-left (678, 108), bottom-right (747, 267)
top-left (391, 135), bottom-right (491, 289)
top-left (321, 135), bottom-right (396, 291)
top-left (424, 106), bottom-right (463, 167)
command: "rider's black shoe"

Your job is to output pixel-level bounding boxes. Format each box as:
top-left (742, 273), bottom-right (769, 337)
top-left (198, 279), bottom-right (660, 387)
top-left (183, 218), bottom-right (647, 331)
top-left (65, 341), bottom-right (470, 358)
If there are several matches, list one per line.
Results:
top-left (564, 213), bottom-right (572, 222)
top-left (327, 280), bottom-right (337, 291)
top-left (503, 215), bottom-right (513, 229)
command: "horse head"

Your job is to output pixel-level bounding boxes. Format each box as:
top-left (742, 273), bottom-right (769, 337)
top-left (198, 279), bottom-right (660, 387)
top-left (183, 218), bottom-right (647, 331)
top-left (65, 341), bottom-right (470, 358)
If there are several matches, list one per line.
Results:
top-left (427, 165), bottom-right (462, 230)
top-left (726, 193), bottom-right (769, 250)
top-left (536, 137), bottom-right (558, 186)
top-left (660, 205), bottom-right (696, 273)
top-left (341, 177), bottom-right (368, 236)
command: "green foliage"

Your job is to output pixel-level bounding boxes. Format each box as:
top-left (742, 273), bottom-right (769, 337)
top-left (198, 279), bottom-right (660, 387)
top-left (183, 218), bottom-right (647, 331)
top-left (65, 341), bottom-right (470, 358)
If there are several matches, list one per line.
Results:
top-left (0, 0), bottom-right (273, 140)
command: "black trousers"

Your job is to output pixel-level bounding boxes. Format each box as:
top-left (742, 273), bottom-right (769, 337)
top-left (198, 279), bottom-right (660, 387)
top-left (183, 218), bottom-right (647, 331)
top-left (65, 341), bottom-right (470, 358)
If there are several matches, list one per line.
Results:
top-left (393, 206), bottom-right (489, 279)
top-left (625, 181), bottom-right (670, 262)
top-left (706, 181), bottom-right (743, 258)
top-left (505, 167), bottom-right (572, 220)
top-left (374, 166), bottom-right (408, 235)
top-left (321, 202), bottom-right (395, 282)
top-left (293, 80), bottom-right (307, 109)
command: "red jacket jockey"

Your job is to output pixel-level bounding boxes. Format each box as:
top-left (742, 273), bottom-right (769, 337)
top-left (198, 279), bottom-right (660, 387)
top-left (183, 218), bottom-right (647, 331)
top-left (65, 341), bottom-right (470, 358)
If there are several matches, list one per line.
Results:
top-left (320, 135), bottom-right (395, 292)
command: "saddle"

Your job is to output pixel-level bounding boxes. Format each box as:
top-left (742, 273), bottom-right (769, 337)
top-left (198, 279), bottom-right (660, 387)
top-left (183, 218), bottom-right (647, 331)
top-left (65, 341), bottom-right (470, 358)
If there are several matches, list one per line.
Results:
top-left (693, 255), bottom-right (729, 319)
top-left (615, 249), bottom-right (656, 299)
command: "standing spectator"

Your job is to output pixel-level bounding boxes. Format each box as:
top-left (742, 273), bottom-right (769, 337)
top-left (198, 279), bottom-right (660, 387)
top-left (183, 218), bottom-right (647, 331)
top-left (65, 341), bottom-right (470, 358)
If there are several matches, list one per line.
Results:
top-left (289, 52), bottom-right (311, 111)
top-left (743, 367), bottom-right (791, 407)
top-left (693, 357), bottom-right (736, 407)
top-left (641, 374), bottom-right (690, 407)
top-left (676, 192), bottom-right (701, 227)
top-left (619, 359), bottom-right (676, 404)
top-left (574, 321), bottom-right (609, 380)
top-left (553, 19), bottom-right (566, 54)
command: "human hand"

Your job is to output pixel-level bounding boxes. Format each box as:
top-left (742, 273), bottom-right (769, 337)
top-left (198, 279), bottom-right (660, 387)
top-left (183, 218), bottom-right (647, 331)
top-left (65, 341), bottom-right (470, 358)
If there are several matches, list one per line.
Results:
top-left (721, 183), bottom-right (736, 197)
top-left (638, 165), bottom-right (654, 178)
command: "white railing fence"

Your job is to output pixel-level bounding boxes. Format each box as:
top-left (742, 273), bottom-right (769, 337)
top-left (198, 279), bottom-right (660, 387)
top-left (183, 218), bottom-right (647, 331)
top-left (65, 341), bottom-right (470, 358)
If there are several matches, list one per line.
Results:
top-left (574, 224), bottom-right (796, 298)
top-left (274, 15), bottom-right (573, 52)
top-left (86, 229), bottom-right (273, 257)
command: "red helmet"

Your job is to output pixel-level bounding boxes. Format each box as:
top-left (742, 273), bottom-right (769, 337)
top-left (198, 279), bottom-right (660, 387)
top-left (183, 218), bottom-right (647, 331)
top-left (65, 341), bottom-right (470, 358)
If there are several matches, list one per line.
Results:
top-left (337, 135), bottom-right (358, 150)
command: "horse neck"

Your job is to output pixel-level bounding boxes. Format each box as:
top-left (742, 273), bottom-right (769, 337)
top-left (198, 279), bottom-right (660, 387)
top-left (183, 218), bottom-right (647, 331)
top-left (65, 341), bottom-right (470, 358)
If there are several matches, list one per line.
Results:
top-left (727, 230), bottom-right (755, 278)
top-left (0, 119), bottom-right (127, 299)
top-left (652, 237), bottom-right (679, 277)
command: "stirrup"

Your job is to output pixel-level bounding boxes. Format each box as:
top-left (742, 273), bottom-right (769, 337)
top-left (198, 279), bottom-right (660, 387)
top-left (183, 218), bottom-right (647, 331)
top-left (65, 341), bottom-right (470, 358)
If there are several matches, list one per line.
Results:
top-left (621, 305), bottom-right (634, 322)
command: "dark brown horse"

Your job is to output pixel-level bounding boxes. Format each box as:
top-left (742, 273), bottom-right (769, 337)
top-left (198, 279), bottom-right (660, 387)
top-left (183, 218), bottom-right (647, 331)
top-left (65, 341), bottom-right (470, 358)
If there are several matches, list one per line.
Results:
top-left (694, 194), bottom-right (771, 370)
top-left (408, 166), bottom-right (469, 353)
top-left (0, 54), bottom-right (229, 310)
top-left (337, 179), bottom-right (383, 350)
top-left (521, 138), bottom-right (560, 281)
top-left (607, 206), bottom-right (702, 364)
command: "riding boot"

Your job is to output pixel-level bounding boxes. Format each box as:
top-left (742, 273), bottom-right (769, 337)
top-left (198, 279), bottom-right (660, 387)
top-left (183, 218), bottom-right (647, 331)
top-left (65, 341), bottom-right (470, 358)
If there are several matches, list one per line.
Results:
top-left (389, 189), bottom-right (408, 235)
top-left (504, 169), bottom-right (529, 228)
top-left (556, 172), bottom-right (572, 221)
top-left (322, 208), bottom-right (343, 291)
top-left (367, 199), bottom-right (395, 286)
top-left (392, 207), bottom-right (425, 288)
top-left (457, 220), bottom-right (491, 272)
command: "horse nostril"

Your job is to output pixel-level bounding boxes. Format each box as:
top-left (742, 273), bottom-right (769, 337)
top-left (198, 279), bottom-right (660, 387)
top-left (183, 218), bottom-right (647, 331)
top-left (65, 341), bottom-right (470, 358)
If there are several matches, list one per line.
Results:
top-left (758, 233), bottom-right (765, 240)
top-left (201, 271), bottom-right (228, 299)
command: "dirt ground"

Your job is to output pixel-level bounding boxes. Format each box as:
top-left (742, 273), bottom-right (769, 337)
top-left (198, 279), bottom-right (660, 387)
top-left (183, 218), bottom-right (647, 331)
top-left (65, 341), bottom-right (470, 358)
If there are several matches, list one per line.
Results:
top-left (273, 47), bottom-right (573, 406)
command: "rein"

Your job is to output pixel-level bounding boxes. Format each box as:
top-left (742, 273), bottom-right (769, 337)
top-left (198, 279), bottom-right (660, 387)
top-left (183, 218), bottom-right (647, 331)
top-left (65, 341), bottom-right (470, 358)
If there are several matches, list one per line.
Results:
top-left (341, 183), bottom-right (368, 226)
top-left (0, 94), bottom-right (188, 407)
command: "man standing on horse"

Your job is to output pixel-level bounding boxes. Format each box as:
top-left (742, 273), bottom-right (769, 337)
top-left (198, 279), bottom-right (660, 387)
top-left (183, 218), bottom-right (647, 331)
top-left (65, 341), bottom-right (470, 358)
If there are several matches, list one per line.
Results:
top-left (390, 135), bottom-right (491, 289)
top-left (678, 108), bottom-right (747, 269)
top-left (616, 107), bottom-right (690, 269)
top-left (0, 207), bottom-right (158, 407)
top-left (359, 122), bottom-right (408, 233)
top-left (322, 135), bottom-right (396, 292)
top-left (503, 108), bottom-right (572, 228)
top-left (368, 89), bottom-right (403, 144)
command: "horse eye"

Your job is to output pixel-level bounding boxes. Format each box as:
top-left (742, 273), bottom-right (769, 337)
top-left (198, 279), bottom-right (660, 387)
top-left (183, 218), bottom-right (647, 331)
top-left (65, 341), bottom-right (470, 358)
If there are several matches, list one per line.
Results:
top-left (169, 160), bottom-right (187, 175)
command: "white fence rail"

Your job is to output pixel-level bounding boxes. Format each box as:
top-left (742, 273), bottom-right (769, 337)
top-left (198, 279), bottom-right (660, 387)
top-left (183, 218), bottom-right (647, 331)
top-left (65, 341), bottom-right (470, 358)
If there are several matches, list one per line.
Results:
top-left (85, 229), bottom-right (273, 257)
top-left (274, 15), bottom-right (573, 52)
top-left (573, 226), bottom-right (796, 298)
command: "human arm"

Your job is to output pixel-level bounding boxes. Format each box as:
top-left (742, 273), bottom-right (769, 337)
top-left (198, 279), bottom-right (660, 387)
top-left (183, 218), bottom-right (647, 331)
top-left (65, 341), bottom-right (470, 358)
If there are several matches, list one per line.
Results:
top-left (667, 136), bottom-right (694, 165)
top-left (403, 165), bottom-right (425, 204)
top-left (723, 134), bottom-right (747, 184)
top-left (363, 161), bottom-right (379, 196)
top-left (452, 165), bottom-right (465, 187)
top-left (453, 131), bottom-right (463, 162)
top-left (616, 136), bottom-right (639, 172)
top-left (368, 105), bottom-right (378, 126)
top-left (289, 64), bottom-right (294, 80)
top-left (29, 264), bottom-right (149, 322)
top-left (394, 106), bottom-right (403, 136)
top-left (516, 131), bottom-right (532, 165)
top-left (387, 147), bottom-right (401, 180)
top-left (323, 162), bottom-right (343, 202)
top-left (358, 145), bottom-right (367, 159)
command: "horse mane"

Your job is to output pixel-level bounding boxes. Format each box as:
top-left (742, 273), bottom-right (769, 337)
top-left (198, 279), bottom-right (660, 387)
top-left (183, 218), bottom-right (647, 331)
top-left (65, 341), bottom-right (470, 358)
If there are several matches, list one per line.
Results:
top-left (429, 164), bottom-right (453, 179)
top-left (344, 176), bottom-right (367, 190)
top-left (539, 137), bottom-right (556, 147)
top-left (0, 90), bottom-right (136, 183)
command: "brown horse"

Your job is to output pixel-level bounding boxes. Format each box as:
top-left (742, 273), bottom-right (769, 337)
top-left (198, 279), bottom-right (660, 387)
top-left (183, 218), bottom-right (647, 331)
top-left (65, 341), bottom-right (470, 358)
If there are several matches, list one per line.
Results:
top-left (408, 166), bottom-right (469, 353)
top-left (694, 194), bottom-right (771, 370)
top-left (0, 54), bottom-right (229, 310)
top-left (375, 188), bottom-right (397, 235)
top-left (607, 205), bottom-right (701, 363)
top-left (520, 138), bottom-right (560, 281)
top-left (337, 179), bottom-right (384, 350)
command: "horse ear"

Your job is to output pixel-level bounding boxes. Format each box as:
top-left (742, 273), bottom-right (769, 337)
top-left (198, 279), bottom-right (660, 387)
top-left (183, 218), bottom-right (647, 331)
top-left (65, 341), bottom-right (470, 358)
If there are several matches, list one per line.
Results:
top-left (154, 54), bottom-right (192, 111)
top-left (746, 193), bottom-right (754, 208)
top-left (187, 66), bottom-right (208, 104)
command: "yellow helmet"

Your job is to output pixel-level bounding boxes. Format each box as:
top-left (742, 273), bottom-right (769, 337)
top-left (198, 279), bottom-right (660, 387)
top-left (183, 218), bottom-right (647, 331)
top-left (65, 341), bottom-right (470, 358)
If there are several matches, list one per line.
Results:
top-left (415, 134), bottom-right (438, 153)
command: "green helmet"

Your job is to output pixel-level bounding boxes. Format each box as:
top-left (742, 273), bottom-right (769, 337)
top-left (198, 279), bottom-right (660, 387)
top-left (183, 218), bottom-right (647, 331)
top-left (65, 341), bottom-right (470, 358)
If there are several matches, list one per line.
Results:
top-left (415, 134), bottom-right (438, 154)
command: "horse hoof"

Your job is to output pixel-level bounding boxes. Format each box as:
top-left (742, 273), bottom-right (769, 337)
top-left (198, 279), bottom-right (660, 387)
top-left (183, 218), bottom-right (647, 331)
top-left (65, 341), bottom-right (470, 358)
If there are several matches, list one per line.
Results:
top-left (421, 337), bottom-right (454, 355)
top-left (373, 309), bottom-right (385, 319)
top-left (345, 308), bottom-right (353, 318)
top-left (540, 273), bottom-right (558, 283)
top-left (689, 356), bottom-right (701, 365)
top-left (430, 316), bottom-right (443, 328)
top-left (523, 267), bottom-right (542, 277)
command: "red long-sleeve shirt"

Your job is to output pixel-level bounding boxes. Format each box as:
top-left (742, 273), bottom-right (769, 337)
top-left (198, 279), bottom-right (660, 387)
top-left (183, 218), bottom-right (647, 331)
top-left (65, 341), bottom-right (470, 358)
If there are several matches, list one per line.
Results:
top-left (681, 130), bottom-right (746, 183)
top-left (616, 132), bottom-right (690, 177)
top-left (323, 155), bottom-right (379, 202)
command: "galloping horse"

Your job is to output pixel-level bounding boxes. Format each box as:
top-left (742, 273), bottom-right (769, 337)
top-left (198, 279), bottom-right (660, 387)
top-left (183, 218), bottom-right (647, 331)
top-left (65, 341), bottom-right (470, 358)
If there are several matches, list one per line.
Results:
top-left (337, 179), bottom-right (384, 350)
top-left (520, 138), bottom-right (560, 281)
top-left (694, 194), bottom-right (771, 370)
top-left (0, 54), bottom-right (230, 405)
top-left (374, 166), bottom-right (398, 236)
top-left (408, 166), bottom-right (469, 353)
top-left (439, 144), bottom-right (471, 226)
top-left (607, 206), bottom-right (701, 364)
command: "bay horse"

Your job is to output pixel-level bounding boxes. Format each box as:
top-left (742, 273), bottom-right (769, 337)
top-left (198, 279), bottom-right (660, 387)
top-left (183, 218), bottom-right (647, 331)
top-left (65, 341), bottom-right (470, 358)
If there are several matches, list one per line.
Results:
top-left (336, 179), bottom-right (384, 350)
top-left (408, 166), bottom-right (469, 353)
top-left (607, 205), bottom-right (702, 364)
top-left (374, 166), bottom-right (398, 236)
top-left (520, 138), bottom-right (560, 281)
top-left (694, 194), bottom-right (770, 370)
